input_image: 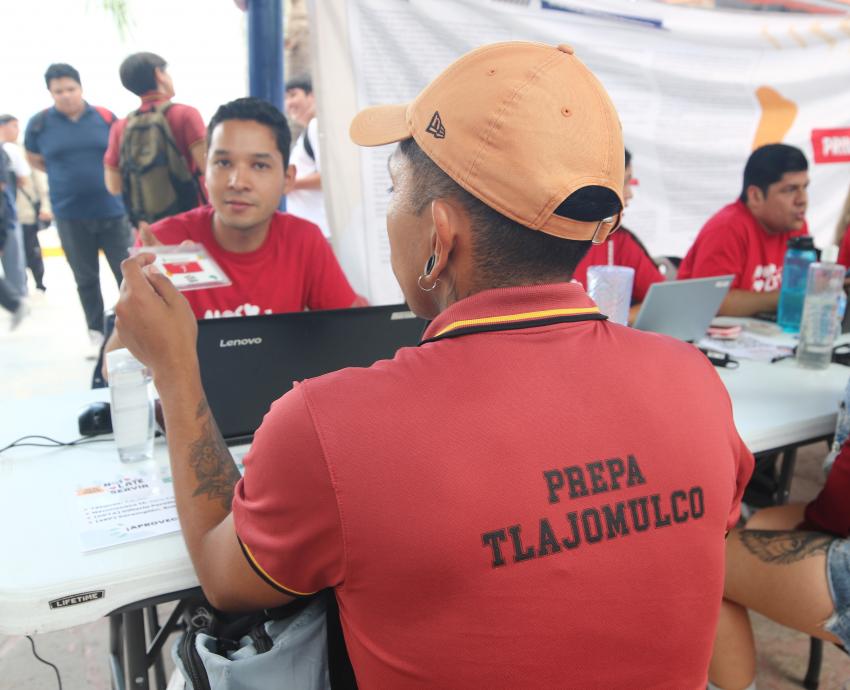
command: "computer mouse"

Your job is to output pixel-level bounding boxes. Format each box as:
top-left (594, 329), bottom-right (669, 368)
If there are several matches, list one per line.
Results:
top-left (78, 401), bottom-right (113, 436)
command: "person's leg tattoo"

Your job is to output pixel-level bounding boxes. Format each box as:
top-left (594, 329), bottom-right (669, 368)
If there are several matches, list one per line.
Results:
top-left (739, 530), bottom-right (832, 565)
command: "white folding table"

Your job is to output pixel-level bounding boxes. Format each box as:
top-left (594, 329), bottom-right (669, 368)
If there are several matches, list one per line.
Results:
top-left (0, 356), bottom-right (846, 688)
top-left (0, 389), bottom-right (247, 690)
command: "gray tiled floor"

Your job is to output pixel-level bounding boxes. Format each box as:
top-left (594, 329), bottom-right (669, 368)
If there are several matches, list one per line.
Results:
top-left (1, 239), bottom-right (848, 688)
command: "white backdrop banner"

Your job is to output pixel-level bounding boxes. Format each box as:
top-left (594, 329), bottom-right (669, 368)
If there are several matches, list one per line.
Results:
top-left (311, 0), bottom-right (850, 305)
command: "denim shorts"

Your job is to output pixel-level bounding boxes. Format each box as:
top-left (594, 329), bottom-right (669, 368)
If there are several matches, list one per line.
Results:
top-left (825, 537), bottom-right (850, 649)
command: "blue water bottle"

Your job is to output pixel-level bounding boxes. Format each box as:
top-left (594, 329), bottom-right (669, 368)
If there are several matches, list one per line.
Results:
top-left (777, 236), bottom-right (817, 333)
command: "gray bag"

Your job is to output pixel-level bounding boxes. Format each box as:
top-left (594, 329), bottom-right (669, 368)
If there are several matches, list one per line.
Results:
top-left (173, 594), bottom-right (330, 690)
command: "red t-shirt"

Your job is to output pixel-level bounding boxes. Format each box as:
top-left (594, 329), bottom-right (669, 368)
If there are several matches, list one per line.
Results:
top-left (838, 228), bottom-right (850, 268)
top-left (148, 206), bottom-right (356, 319)
top-left (104, 94), bottom-right (206, 180)
top-left (232, 282), bottom-right (753, 689)
top-left (573, 227), bottom-right (665, 303)
top-left (678, 200), bottom-right (808, 291)
top-left (803, 436), bottom-right (850, 537)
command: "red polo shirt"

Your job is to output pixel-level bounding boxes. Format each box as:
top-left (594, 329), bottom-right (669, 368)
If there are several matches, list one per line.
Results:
top-left (104, 93), bottom-right (206, 190)
top-left (232, 282), bottom-right (752, 689)
top-left (803, 436), bottom-right (850, 537)
top-left (679, 201), bottom-right (808, 291)
top-left (838, 227), bottom-right (850, 268)
top-left (146, 206), bottom-right (356, 319)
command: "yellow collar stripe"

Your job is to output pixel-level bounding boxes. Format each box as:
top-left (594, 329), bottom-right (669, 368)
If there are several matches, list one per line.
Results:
top-left (433, 306), bottom-right (601, 339)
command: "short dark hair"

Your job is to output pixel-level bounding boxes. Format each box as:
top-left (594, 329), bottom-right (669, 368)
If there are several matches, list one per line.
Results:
top-left (739, 143), bottom-right (808, 203)
top-left (119, 52), bottom-right (167, 96)
top-left (397, 138), bottom-right (622, 287)
top-left (44, 63), bottom-right (81, 89)
top-left (0, 114), bottom-right (17, 126)
top-left (207, 97), bottom-right (292, 168)
top-left (284, 75), bottom-right (312, 95)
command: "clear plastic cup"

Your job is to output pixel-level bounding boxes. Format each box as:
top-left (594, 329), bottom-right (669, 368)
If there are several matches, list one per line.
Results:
top-left (796, 259), bottom-right (845, 370)
top-left (106, 348), bottom-right (155, 462)
top-left (587, 265), bottom-right (635, 326)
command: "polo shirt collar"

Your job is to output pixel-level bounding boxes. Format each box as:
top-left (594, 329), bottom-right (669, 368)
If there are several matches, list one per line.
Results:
top-left (140, 92), bottom-right (169, 105)
top-left (52, 102), bottom-right (93, 122)
top-left (421, 281), bottom-right (603, 344)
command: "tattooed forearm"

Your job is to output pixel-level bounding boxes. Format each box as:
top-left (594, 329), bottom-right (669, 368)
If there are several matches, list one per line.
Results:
top-left (188, 398), bottom-right (241, 510)
top-left (739, 529), bottom-right (833, 565)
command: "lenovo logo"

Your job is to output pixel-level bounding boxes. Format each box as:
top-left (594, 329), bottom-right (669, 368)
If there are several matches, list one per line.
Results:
top-left (219, 337), bottom-right (263, 348)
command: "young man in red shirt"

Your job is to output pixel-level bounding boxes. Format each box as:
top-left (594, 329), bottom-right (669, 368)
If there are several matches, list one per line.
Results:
top-left (679, 144), bottom-right (809, 317)
top-left (140, 98), bottom-right (359, 319)
top-left (104, 52), bottom-right (207, 222)
top-left (104, 98), bottom-right (361, 359)
top-left (114, 44), bottom-right (752, 688)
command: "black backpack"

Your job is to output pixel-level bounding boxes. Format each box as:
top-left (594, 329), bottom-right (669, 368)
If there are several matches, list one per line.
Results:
top-left (119, 103), bottom-right (201, 226)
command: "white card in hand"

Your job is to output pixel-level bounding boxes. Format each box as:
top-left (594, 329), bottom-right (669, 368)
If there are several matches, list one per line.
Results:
top-left (131, 244), bottom-right (231, 291)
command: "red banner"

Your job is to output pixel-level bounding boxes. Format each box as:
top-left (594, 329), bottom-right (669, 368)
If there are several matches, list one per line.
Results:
top-left (812, 128), bottom-right (850, 164)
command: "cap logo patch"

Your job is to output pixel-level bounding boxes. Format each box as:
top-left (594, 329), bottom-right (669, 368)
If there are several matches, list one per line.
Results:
top-left (426, 111), bottom-right (445, 139)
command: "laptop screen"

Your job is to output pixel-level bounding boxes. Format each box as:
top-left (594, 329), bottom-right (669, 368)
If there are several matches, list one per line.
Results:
top-left (632, 275), bottom-right (733, 341)
top-left (196, 304), bottom-right (427, 443)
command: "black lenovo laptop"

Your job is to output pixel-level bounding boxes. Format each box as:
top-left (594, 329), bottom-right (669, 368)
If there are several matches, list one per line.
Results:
top-left (196, 304), bottom-right (427, 443)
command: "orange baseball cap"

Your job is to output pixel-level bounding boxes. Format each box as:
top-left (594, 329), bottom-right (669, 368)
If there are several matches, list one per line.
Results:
top-left (350, 41), bottom-right (624, 243)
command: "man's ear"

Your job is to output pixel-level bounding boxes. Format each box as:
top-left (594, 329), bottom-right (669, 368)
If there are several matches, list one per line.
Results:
top-left (154, 67), bottom-right (167, 91)
top-left (746, 184), bottom-right (764, 206)
top-left (428, 198), bottom-right (466, 280)
top-left (283, 164), bottom-right (297, 195)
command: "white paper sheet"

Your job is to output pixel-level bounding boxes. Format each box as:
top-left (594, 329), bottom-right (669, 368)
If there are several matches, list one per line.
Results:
top-left (73, 451), bottom-right (248, 552)
top-left (698, 332), bottom-right (794, 363)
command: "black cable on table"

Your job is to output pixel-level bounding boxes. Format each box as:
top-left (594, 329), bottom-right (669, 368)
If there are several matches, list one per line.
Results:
top-left (26, 635), bottom-right (63, 690)
top-left (0, 435), bottom-right (113, 455)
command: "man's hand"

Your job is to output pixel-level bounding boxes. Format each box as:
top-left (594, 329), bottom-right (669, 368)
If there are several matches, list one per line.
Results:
top-left (136, 221), bottom-right (194, 251)
top-left (114, 253), bottom-right (198, 387)
top-left (137, 221), bottom-right (162, 247)
top-left (717, 288), bottom-right (780, 317)
top-left (25, 152), bottom-right (46, 173)
top-left (116, 255), bottom-right (291, 612)
top-left (38, 209), bottom-right (53, 224)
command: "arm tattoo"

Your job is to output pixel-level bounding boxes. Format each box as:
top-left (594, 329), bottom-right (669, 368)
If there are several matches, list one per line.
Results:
top-left (739, 529), bottom-right (833, 565)
top-left (188, 398), bottom-right (241, 510)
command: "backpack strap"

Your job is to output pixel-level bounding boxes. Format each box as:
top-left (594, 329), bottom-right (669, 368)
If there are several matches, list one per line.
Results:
top-left (29, 109), bottom-right (50, 136)
top-left (30, 105), bottom-right (113, 137)
top-left (93, 105), bottom-right (117, 128)
top-left (303, 125), bottom-right (315, 162)
top-left (17, 185), bottom-right (38, 211)
top-left (151, 102), bottom-right (208, 205)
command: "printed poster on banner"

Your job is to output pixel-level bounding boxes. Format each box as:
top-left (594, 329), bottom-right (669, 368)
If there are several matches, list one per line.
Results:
top-left (313, 0), bottom-right (850, 303)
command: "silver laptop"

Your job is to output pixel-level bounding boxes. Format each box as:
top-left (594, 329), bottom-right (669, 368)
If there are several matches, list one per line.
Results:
top-left (632, 275), bottom-right (734, 341)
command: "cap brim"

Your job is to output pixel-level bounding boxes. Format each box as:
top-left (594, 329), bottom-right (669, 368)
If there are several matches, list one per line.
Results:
top-left (349, 103), bottom-right (411, 146)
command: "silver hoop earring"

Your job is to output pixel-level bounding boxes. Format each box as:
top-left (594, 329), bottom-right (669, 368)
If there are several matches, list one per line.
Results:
top-left (418, 275), bottom-right (440, 292)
